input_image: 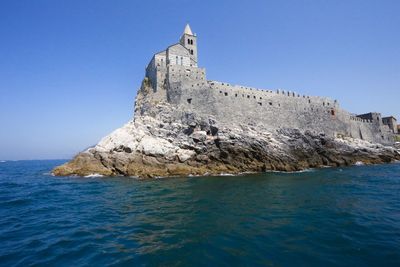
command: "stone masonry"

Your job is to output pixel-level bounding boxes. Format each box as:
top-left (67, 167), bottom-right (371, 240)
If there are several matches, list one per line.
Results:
top-left (144, 24), bottom-right (397, 145)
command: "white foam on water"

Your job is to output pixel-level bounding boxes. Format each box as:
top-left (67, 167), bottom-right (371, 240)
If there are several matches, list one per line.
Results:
top-left (84, 173), bottom-right (104, 178)
top-left (354, 161), bottom-right (364, 166)
top-left (266, 168), bottom-right (315, 174)
top-left (218, 173), bottom-right (236, 176)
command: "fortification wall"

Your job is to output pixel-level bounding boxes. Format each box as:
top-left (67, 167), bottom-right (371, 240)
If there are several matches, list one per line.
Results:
top-left (207, 81), bottom-right (345, 136)
top-left (143, 56), bottom-right (395, 145)
top-left (161, 75), bottom-right (394, 145)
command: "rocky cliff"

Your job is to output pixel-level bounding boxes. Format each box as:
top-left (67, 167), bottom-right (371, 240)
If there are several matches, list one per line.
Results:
top-left (53, 82), bottom-right (400, 178)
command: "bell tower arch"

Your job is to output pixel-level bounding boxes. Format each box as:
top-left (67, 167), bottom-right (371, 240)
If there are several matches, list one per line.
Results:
top-left (179, 24), bottom-right (198, 67)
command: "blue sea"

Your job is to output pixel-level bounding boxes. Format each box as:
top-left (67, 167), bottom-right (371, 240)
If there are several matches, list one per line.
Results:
top-left (1, 160), bottom-right (400, 266)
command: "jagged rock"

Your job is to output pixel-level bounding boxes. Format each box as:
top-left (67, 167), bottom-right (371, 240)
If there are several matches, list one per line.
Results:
top-left (52, 80), bottom-right (400, 178)
top-left (192, 131), bottom-right (207, 142)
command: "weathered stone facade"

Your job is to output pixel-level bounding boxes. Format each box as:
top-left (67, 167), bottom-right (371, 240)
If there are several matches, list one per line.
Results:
top-left (144, 24), bottom-right (396, 145)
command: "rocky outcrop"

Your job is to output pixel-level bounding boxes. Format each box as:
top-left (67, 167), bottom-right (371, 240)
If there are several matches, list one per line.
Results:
top-left (53, 83), bottom-right (400, 178)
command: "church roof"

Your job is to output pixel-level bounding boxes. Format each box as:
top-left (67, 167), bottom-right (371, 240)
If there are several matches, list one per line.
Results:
top-left (183, 24), bottom-right (193, 35)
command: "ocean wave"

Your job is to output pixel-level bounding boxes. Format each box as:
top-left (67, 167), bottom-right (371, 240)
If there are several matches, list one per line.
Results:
top-left (354, 161), bottom-right (365, 166)
top-left (0, 160), bottom-right (6, 163)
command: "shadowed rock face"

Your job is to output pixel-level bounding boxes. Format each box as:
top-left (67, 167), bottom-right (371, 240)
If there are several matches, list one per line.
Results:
top-left (53, 83), bottom-right (400, 178)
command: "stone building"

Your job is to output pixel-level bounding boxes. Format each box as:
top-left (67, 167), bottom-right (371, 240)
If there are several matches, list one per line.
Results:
top-left (141, 24), bottom-right (397, 145)
top-left (382, 116), bottom-right (398, 134)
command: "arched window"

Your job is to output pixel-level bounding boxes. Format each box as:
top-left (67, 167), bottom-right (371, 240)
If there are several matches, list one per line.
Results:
top-left (180, 56), bottom-right (183, 65)
top-left (191, 39), bottom-right (193, 45)
top-left (176, 56), bottom-right (178, 64)
top-left (190, 50), bottom-right (193, 55)
top-left (188, 39), bottom-right (190, 44)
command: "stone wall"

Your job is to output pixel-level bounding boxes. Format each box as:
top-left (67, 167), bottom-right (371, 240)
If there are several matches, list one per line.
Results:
top-left (143, 48), bottom-right (395, 145)
top-left (155, 71), bottom-right (395, 145)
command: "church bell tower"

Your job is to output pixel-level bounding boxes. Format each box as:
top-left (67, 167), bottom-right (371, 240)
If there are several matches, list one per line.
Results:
top-left (179, 24), bottom-right (198, 66)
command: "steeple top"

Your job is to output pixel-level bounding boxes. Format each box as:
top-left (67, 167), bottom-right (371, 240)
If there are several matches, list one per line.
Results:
top-left (183, 24), bottom-right (193, 36)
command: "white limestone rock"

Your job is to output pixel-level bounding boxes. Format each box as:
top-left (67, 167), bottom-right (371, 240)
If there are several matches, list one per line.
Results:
top-left (53, 83), bottom-right (400, 178)
top-left (138, 135), bottom-right (176, 157)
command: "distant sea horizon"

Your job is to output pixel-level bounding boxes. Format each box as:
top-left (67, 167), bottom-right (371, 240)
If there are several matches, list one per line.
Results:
top-left (1, 160), bottom-right (400, 266)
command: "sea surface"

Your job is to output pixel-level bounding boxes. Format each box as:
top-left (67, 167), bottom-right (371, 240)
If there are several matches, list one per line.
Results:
top-left (1, 160), bottom-right (400, 266)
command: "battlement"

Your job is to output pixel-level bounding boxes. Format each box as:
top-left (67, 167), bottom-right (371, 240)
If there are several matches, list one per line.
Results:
top-left (350, 116), bottom-right (373, 123)
top-left (208, 80), bottom-right (338, 109)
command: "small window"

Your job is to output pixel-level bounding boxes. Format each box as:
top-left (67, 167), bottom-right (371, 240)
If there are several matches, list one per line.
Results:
top-left (224, 92), bottom-right (228, 96)
top-left (247, 95), bottom-right (250, 98)
top-left (258, 102), bottom-right (262, 106)
top-left (235, 94), bottom-right (238, 97)
top-left (188, 39), bottom-right (190, 44)
top-left (253, 96), bottom-right (256, 99)
top-left (187, 98), bottom-right (192, 104)
top-left (269, 102), bottom-right (272, 106)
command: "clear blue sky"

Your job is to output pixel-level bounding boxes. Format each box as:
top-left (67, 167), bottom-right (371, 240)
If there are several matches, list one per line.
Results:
top-left (1, 0), bottom-right (399, 160)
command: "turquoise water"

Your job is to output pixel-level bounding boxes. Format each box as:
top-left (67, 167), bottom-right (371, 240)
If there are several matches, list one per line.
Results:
top-left (1, 160), bottom-right (400, 266)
